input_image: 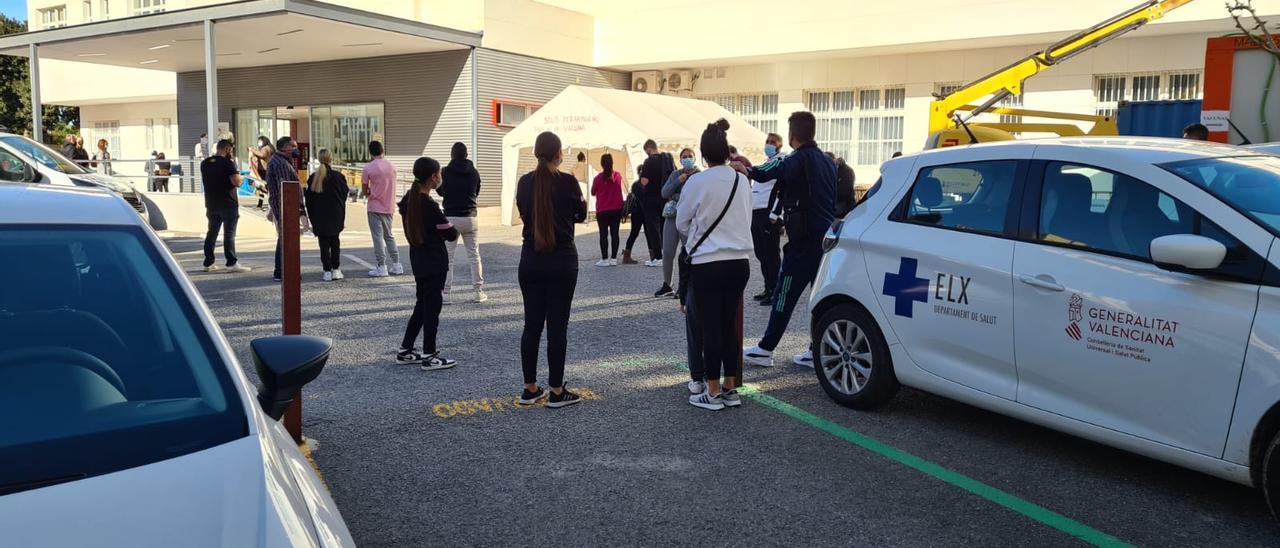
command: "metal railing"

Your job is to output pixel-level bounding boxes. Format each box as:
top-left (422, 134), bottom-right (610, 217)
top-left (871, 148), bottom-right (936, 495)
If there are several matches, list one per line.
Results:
top-left (334, 163), bottom-right (418, 199)
top-left (72, 156), bottom-right (204, 193)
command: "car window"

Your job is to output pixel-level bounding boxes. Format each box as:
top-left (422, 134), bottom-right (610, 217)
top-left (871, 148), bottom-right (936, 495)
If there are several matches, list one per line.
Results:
top-left (1160, 155), bottom-right (1280, 238)
top-left (0, 227), bottom-right (247, 495)
top-left (1038, 162), bottom-right (1254, 269)
top-left (0, 135), bottom-right (89, 174)
top-left (0, 149), bottom-right (37, 183)
top-left (903, 160), bottom-right (1018, 235)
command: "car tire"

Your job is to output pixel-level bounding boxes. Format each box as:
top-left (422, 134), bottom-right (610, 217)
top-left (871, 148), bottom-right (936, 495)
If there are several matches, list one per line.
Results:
top-left (811, 302), bottom-right (899, 410)
top-left (1262, 430), bottom-right (1280, 521)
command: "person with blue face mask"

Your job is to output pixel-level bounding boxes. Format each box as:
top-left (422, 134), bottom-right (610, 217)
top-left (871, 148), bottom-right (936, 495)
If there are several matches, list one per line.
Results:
top-left (750, 132), bottom-right (786, 304)
top-left (656, 147), bottom-right (700, 297)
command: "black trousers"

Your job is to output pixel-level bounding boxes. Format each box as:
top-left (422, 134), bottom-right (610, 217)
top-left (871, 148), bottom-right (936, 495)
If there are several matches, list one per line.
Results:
top-left (519, 267), bottom-right (578, 388)
top-left (317, 235), bottom-right (341, 271)
top-left (691, 259), bottom-right (749, 385)
top-left (403, 269), bottom-right (446, 353)
top-left (625, 205), bottom-right (645, 252)
top-left (203, 207), bottom-right (239, 267)
top-left (751, 208), bottom-right (782, 292)
top-left (596, 209), bottom-right (623, 259)
top-left (641, 200), bottom-right (664, 259)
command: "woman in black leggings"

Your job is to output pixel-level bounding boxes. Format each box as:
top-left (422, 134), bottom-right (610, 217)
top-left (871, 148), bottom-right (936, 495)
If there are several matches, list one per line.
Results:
top-left (591, 153), bottom-right (624, 267)
top-left (397, 157), bottom-right (459, 371)
top-left (622, 167), bottom-right (645, 265)
top-left (515, 131), bottom-right (587, 408)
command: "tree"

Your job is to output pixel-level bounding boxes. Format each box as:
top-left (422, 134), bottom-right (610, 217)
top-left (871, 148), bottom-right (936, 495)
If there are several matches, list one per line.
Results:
top-left (0, 14), bottom-right (78, 144)
top-left (1228, 1), bottom-right (1280, 61)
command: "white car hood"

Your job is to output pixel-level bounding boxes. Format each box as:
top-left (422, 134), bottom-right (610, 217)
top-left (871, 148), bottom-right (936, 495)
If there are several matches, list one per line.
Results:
top-left (0, 435), bottom-right (322, 548)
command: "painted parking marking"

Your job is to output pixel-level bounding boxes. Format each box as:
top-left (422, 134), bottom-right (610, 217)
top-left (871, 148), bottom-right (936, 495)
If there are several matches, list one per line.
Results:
top-left (343, 254), bottom-right (375, 270)
top-left (431, 387), bottom-right (604, 418)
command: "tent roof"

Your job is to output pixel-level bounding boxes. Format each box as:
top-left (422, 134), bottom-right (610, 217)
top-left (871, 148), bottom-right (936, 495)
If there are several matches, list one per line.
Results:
top-left (502, 86), bottom-right (768, 153)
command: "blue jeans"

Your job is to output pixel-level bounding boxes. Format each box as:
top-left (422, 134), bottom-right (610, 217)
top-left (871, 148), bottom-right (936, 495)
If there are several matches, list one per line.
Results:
top-left (203, 207), bottom-right (240, 267)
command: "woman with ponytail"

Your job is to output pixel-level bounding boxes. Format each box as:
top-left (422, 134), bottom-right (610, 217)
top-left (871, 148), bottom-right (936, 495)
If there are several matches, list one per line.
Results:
top-left (515, 131), bottom-right (588, 408)
top-left (303, 149), bottom-right (349, 281)
top-left (396, 157), bottom-right (459, 371)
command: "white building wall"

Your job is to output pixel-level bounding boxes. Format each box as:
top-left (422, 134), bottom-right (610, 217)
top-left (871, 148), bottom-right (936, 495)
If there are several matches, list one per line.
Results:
top-left (79, 100), bottom-right (179, 178)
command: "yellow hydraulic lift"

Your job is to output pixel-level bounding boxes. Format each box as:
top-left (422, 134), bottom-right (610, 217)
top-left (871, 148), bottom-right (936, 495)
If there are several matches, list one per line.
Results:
top-left (927, 0), bottom-right (1196, 148)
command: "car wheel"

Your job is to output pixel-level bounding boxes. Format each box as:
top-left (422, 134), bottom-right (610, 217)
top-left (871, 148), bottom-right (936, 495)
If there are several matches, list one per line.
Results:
top-left (811, 302), bottom-right (899, 410)
top-left (1262, 430), bottom-right (1280, 521)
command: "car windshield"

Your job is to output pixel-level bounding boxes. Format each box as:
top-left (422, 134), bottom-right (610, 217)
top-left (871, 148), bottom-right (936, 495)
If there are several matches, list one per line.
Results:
top-left (0, 227), bottom-right (247, 494)
top-left (0, 135), bottom-right (89, 174)
top-left (1160, 155), bottom-right (1280, 237)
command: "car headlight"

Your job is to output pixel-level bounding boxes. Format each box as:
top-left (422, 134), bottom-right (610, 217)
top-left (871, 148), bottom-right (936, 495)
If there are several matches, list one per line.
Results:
top-left (823, 220), bottom-right (844, 253)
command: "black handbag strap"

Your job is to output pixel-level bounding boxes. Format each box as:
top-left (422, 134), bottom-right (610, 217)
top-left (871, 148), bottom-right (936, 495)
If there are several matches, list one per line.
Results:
top-left (687, 172), bottom-right (740, 259)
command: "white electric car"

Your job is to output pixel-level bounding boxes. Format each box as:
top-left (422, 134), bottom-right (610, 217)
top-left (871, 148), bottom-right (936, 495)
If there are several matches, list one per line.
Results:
top-left (809, 137), bottom-right (1280, 517)
top-left (0, 184), bottom-right (354, 546)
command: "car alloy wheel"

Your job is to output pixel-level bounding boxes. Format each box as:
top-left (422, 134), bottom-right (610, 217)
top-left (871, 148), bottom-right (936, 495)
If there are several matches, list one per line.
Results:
top-left (819, 319), bottom-right (873, 395)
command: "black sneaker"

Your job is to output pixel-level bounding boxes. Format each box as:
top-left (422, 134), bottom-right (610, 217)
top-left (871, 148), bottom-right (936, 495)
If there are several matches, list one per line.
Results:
top-left (420, 353), bottom-right (457, 371)
top-left (752, 290), bottom-right (771, 302)
top-left (396, 349), bottom-right (424, 365)
top-left (546, 386), bottom-right (583, 408)
top-left (654, 284), bottom-right (675, 298)
top-left (519, 387), bottom-right (547, 405)
top-left (758, 293), bottom-right (775, 306)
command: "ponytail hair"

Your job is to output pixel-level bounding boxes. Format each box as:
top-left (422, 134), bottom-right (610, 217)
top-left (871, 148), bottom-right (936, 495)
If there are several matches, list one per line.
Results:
top-left (310, 149), bottom-right (332, 193)
top-left (700, 118), bottom-right (731, 165)
top-left (532, 131), bottom-right (562, 254)
top-left (600, 153), bottom-right (614, 176)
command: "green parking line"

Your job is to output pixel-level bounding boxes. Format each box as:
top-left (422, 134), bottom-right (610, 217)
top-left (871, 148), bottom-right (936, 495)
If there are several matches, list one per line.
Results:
top-left (736, 385), bottom-right (1133, 548)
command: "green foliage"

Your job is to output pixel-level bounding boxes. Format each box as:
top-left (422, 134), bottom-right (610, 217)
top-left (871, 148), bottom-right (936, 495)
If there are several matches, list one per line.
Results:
top-left (0, 14), bottom-right (79, 145)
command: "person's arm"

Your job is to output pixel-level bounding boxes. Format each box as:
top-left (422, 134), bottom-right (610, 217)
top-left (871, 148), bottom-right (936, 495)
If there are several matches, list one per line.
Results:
top-left (569, 177), bottom-right (587, 223)
top-left (675, 176), bottom-right (699, 237)
top-left (428, 199), bottom-right (459, 241)
top-left (590, 174), bottom-right (599, 197)
top-left (472, 170), bottom-right (481, 197)
top-left (661, 170), bottom-right (683, 200)
top-left (336, 172), bottom-right (349, 198)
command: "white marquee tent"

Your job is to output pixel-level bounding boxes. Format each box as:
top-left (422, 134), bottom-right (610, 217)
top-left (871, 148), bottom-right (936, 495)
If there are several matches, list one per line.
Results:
top-left (500, 86), bottom-right (769, 225)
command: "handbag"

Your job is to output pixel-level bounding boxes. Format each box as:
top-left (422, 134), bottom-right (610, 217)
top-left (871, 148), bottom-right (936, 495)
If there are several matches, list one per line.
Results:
top-left (682, 172), bottom-right (740, 266)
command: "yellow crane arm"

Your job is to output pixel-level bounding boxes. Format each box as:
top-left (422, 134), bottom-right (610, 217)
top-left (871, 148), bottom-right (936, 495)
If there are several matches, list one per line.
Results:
top-left (928, 0), bottom-right (1195, 134)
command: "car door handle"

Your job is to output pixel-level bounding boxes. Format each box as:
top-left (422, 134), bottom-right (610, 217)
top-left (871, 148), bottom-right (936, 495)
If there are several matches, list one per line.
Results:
top-left (1020, 274), bottom-right (1065, 292)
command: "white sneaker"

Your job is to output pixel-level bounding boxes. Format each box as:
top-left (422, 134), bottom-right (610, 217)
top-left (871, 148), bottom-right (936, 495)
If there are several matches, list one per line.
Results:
top-left (609, 259), bottom-right (618, 266)
top-left (474, 289), bottom-right (489, 303)
top-left (689, 391), bottom-right (725, 411)
top-left (389, 263), bottom-right (405, 275)
top-left (203, 264), bottom-right (221, 272)
top-left (646, 259), bottom-right (661, 267)
top-left (688, 380), bottom-right (706, 395)
top-left (368, 265), bottom-right (389, 278)
top-left (331, 269), bottom-right (344, 280)
top-left (322, 271), bottom-right (333, 282)
top-left (595, 259), bottom-right (611, 267)
top-left (793, 350), bottom-right (814, 368)
top-left (226, 264), bottom-right (251, 273)
top-left (744, 345), bottom-right (775, 367)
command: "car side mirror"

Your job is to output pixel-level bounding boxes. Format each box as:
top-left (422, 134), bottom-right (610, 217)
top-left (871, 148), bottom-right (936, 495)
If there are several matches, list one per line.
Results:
top-left (1150, 234), bottom-right (1226, 272)
top-left (250, 335), bottom-right (332, 420)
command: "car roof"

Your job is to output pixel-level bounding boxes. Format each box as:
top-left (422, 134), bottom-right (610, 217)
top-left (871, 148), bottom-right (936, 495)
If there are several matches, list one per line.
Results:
top-left (1246, 143), bottom-right (1280, 155)
top-left (0, 183), bottom-right (142, 226)
top-left (892, 136), bottom-right (1258, 168)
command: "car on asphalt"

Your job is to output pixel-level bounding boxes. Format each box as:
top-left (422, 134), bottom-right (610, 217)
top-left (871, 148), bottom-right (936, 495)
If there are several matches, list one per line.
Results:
top-left (0, 133), bottom-right (153, 225)
top-left (809, 137), bottom-right (1280, 518)
top-left (0, 184), bottom-right (354, 546)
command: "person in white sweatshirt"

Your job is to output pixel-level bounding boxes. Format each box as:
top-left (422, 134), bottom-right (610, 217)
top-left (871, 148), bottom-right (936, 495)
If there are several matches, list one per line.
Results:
top-left (676, 118), bottom-right (754, 411)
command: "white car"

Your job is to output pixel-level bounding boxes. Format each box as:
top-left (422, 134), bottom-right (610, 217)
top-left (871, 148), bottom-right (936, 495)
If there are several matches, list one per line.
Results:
top-left (0, 184), bottom-right (354, 546)
top-left (0, 133), bottom-right (151, 221)
top-left (1248, 143), bottom-right (1280, 157)
top-left (810, 137), bottom-right (1280, 517)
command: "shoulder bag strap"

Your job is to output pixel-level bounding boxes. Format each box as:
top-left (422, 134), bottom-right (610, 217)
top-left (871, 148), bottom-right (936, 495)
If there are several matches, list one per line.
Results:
top-left (687, 173), bottom-right (740, 258)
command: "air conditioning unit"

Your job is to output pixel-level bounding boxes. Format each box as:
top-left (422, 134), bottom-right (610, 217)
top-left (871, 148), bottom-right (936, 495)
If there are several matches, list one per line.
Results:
top-left (631, 71), bottom-right (663, 94)
top-left (664, 70), bottom-right (695, 94)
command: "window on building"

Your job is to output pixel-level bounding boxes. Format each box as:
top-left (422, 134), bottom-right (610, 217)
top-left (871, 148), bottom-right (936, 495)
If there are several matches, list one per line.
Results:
top-left (1093, 71), bottom-right (1202, 117)
top-left (39, 6), bottom-right (67, 29)
top-left (310, 103), bottom-right (385, 164)
top-left (700, 93), bottom-right (779, 135)
top-left (82, 1), bottom-right (92, 21)
top-left (145, 118), bottom-right (172, 154)
top-left (492, 100), bottom-right (540, 128)
top-left (935, 83), bottom-right (963, 98)
top-left (100, 0), bottom-right (110, 19)
top-left (809, 87), bottom-right (905, 166)
top-left (132, 0), bottom-right (164, 15)
top-left (87, 121), bottom-right (121, 160)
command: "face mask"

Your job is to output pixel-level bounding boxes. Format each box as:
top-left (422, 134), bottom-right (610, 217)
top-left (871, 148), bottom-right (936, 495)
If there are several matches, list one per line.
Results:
top-left (681, 157), bottom-right (695, 169)
top-left (764, 144), bottom-right (778, 157)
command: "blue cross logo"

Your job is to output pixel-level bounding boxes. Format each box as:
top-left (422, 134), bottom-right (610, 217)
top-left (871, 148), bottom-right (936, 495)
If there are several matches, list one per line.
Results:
top-left (883, 257), bottom-right (929, 318)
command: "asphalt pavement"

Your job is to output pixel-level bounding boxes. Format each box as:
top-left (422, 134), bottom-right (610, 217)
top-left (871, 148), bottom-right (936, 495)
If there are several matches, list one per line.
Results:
top-left (173, 218), bottom-right (1279, 547)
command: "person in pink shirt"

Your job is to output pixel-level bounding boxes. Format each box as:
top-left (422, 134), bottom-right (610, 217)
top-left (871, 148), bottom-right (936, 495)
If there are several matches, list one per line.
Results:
top-left (361, 140), bottom-right (404, 277)
top-left (590, 153), bottom-right (625, 267)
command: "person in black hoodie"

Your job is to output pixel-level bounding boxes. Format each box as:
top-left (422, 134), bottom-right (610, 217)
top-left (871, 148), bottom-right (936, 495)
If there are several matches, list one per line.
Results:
top-left (621, 166), bottom-right (646, 265)
top-left (437, 142), bottom-right (487, 303)
top-left (304, 149), bottom-right (349, 281)
top-left (515, 131), bottom-right (587, 408)
top-left (396, 157), bottom-right (460, 371)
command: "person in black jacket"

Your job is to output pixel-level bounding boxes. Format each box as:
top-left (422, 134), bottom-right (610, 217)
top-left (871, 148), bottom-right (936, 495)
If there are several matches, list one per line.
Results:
top-left (621, 166), bottom-right (646, 265)
top-left (437, 142), bottom-right (487, 303)
top-left (515, 131), bottom-right (587, 409)
top-left (304, 149), bottom-right (349, 282)
top-left (831, 153), bottom-right (857, 218)
top-left (638, 139), bottom-right (674, 266)
top-left (396, 157), bottom-right (460, 371)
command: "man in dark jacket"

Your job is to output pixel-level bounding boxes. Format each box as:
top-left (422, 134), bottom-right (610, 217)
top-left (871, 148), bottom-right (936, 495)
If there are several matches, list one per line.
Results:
top-left (638, 139), bottom-right (674, 266)
top-left (59, 135), bottom-right (76, 160)
top-left (437, 142), bottom-right (487, 303)
top-left (734, 111), bottom-right (837, 368)
top-left (833, 155), bottom-right (857, 218)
